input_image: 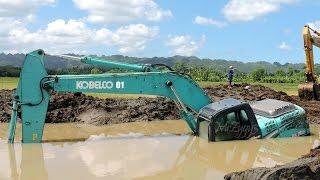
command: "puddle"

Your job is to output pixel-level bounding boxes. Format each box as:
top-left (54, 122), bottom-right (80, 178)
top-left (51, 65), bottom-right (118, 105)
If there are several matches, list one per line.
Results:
top-left (0, 122), bottom-right (319, 180)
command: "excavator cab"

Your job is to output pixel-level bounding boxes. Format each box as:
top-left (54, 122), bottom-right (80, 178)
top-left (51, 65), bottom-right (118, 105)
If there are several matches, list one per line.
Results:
top-left (196, 99), bottom-right (261, 141)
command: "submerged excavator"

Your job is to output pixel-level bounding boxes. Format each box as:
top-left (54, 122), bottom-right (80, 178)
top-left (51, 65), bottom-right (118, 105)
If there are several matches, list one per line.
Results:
top-left (7, 49), bottom-right (310, 143)
top-left (298, 25), bottom-right (320, 100)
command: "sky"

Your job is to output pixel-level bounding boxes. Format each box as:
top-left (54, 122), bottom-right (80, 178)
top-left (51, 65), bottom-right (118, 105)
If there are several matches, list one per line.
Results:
top-left (0, 0), bottom-right (319, 63)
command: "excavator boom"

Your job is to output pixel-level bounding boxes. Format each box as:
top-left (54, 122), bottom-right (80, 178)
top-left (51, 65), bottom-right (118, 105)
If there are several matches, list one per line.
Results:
top-left (298, 25), bottom-right (320, 100)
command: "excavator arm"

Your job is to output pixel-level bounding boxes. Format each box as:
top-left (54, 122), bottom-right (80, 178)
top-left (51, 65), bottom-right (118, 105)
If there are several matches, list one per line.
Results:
top-left (8, 49), bottom-right (212, 143)
top-left (302, 25), bottom-right (320, 82)
top-left (298, 25), bottom-right (320, 100)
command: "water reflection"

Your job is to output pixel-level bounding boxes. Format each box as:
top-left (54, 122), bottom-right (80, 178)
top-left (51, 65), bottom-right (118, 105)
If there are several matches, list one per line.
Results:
top-left (1, 126), bottom-right (319, 180)
top-left (8, 145), bottom-right (18, 180)
top-left (6, 144), bottom-right (47, 180)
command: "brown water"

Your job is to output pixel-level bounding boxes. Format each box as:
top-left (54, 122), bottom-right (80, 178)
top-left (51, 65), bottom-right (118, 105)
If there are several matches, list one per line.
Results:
top-left (0, 121), bottom-right (320, 180)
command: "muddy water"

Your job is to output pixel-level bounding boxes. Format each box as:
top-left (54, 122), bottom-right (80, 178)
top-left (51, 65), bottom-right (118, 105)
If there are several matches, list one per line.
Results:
top-left (0, 121), bottom-right (320, 180)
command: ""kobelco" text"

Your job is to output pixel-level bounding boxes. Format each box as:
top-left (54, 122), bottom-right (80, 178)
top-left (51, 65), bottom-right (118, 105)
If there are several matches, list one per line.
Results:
top-left (76, 81), bottom-right (124, 90)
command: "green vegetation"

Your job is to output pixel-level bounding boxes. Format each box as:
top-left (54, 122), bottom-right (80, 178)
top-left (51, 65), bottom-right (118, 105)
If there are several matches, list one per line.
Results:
top-left (0, 66), bottom-right (21, 77)
top-left (173, 62), bottom-right (309, 84)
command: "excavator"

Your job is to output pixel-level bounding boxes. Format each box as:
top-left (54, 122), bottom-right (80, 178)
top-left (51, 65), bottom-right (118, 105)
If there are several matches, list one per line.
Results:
top-left (298, 25), bottom-right (320, 100)
top-left (7, 49), bottom-right (310, 143)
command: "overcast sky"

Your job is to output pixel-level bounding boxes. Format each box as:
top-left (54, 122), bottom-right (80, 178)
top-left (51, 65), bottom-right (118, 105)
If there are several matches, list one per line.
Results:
top-left (0, 0), bottom-right (319, 63)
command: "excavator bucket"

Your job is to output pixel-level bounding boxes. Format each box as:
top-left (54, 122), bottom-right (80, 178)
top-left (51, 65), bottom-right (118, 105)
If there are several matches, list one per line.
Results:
top-left (298, 82), bottom-right (319, 100)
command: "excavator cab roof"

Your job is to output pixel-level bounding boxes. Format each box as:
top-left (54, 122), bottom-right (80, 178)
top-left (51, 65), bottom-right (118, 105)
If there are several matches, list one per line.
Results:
top-left (250, 99), bottom-right (297, 118)
top-left (198, 98), bottom-right (246, 119)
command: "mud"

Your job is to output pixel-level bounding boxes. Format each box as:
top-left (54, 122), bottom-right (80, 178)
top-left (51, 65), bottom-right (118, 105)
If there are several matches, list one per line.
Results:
top-left (0, 83), bottom-right (319, 124)
top-left (224, 146), bottom-right (320, 180)
top-left (0, 90), bottom-right (179, 124)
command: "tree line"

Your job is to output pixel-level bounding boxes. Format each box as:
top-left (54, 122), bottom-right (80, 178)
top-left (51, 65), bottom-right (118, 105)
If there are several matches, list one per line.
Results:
top-left (172, 62), bottom-right (318, 84)
top-left (1, 62), bottom-right (319, 84)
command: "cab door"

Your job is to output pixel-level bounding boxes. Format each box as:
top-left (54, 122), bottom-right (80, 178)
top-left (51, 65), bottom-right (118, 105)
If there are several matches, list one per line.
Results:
top-left (213, 111), bottom-right (240, 141)
top-left (210, 105), bottom-right (259, 141)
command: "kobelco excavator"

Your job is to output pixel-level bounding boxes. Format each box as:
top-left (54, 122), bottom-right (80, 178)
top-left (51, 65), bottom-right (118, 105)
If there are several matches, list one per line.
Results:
top-left (298, 25), bottom-right (320, 100)
top-left (8, 50), bottom-right (310, 143)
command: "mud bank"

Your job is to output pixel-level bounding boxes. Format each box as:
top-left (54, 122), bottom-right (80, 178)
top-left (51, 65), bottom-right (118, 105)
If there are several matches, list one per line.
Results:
top-left (225, 146), bottom-right (320, 180)
top-left (0, 89), bottom-right (179, 125)
top-left (0, 83), bottom-right (319, 124)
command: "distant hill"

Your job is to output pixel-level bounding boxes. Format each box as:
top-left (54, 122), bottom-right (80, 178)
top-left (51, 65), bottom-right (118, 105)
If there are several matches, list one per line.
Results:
top-left (0, 52), bottom-right (315, 73)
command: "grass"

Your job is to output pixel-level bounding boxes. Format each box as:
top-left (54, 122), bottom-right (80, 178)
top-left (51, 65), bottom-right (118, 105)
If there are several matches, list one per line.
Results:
top-left (1, 77), bottom-right (299, 98)
top-left (255, 83), bottom-right (298, 96)
top-left (0, 77), bottom-right (18, 90)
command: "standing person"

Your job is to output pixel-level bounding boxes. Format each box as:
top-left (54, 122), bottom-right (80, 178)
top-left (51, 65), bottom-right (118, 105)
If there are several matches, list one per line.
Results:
top-left (227, 66), bottom-right (235, 89)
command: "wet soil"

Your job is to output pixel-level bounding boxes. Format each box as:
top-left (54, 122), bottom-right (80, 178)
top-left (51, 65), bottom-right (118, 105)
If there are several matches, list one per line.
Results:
top-left (225, 146), bottom-right (320, 180)
top-left (0, 83), bottom-right (319, 124)
top-left (0, 90), bottom-right (179, 125)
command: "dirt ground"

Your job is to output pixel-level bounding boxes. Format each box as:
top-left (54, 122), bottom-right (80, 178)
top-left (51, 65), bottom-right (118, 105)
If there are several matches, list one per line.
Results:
top-left (225, 146), bottom-right (320, 180)
top-left (0, 83), bottom-right (319, 124)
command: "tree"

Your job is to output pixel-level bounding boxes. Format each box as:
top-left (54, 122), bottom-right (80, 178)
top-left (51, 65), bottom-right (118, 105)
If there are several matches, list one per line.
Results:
top-left (251, 68), bottom-right (266, 81)
top-left (90, 68), bottom-right (102, 74)
top-left (173, 62), bottom-right (189, 74)
top-left (287, 67), bottom-right (294, 76)
top-left (315, 65), bottom-right (320, 75)
top-left (275, 69), bottom-right (286, 76)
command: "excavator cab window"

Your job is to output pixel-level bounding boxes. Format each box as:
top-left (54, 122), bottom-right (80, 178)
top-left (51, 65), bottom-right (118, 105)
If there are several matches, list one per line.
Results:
top-left (197, 100), bottom-right (262, 142)
top-left (197, 103), bottom-right (259, 142)
top-left (213, 111), bottom-right (241, 141)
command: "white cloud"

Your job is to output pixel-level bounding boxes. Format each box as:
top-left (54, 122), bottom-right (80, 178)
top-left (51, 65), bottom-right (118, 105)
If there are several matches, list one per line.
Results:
top-left (0, 17), bottom-right (23, 36)
top-left (1, 19), bottom-right (158, 54)
top-left (0, 0), bottom-right (54, 18)
top-left (95, 24), bottom-right (159, 53)
top-left (223, 0), bottom-right (297, 22)
top-left (0, 0), bottom-right (55, 51)
top-left (308, 21), bottom-right (320, 31)
top-left (194, 16), bottom-right (227, 28)
top-left (166, 35), bottom-right (206, 56)
top-left (73, 0), bottom-right (172, 24)
top-left (278, 41), bottom-right (291, 50)
top-left (26, 14), bottom-right (37, 22)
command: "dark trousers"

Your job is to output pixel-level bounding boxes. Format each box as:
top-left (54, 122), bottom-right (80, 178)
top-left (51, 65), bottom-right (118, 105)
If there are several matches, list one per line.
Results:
top-left (228, 78), bottom-right (233, 87)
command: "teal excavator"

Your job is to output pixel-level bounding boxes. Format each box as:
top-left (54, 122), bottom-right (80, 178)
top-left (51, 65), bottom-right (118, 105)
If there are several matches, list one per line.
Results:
top-left (8, 49), bottom-right (310, 143)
